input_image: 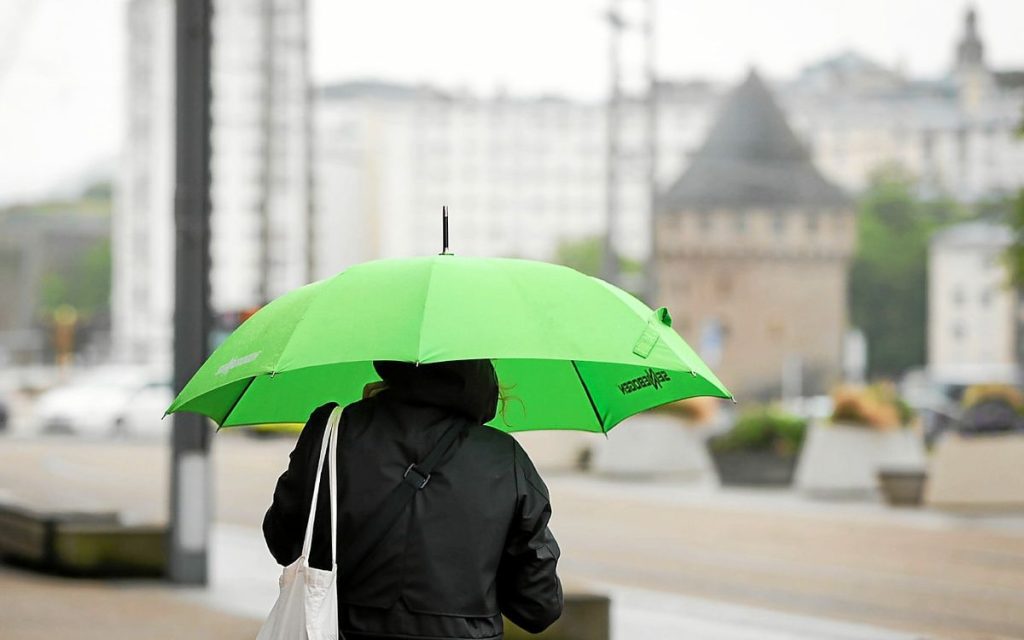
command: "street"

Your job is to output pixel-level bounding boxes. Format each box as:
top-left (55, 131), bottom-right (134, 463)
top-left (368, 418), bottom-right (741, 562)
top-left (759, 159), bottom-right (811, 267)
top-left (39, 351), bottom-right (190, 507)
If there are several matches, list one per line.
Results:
top-left (1, 432), bottom-right (1023, 639)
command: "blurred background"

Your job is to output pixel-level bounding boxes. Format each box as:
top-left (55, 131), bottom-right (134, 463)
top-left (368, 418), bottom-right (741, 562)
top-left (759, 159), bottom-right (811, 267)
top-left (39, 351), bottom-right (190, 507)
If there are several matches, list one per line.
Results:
top-left (1, 1), bottom-right (1023, 639)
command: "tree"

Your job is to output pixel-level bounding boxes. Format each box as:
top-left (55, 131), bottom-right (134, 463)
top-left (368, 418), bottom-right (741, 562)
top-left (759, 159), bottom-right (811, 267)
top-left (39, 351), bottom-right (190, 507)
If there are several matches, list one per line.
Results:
top-left (553, 235), bottom-right (644, 298)
top-left (849, 167), bottom-right (966, 378)
top-left (553, 235), bottom-right (641, 278)
top-left (1004, 108), bottom-right (1024, 287)
top-left (37, 240), bottom-right (111, 318)
top-left (82, 181), bottom-right (113, 201)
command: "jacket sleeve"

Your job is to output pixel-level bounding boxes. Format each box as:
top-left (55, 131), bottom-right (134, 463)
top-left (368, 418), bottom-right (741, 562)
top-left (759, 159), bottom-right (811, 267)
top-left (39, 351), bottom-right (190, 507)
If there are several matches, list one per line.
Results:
top-left (496, 440), bottom-right (564, 633)
top-left (262, 403), bottom-right (333, 566)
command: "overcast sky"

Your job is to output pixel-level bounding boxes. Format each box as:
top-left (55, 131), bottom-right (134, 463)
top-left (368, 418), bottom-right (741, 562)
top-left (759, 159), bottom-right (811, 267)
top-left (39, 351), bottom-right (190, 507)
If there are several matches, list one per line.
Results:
top-left (1, 0), bottom-right (1022, 205)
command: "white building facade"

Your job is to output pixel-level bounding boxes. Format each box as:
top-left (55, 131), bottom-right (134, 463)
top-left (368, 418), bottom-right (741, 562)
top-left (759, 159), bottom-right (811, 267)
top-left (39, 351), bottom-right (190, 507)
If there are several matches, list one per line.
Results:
top-left (114, 4), bottom-right (1022, 367)
top-left (313, 82), bottom-right (718, 272)
top-left (113, 0), bottom-right (176, 366)
top-left (113, 0), bottom-right (311, 366)
top-left (315, 8), bottom-right (1023, 272)
top-left (928, 222), bottom-right (1019, 385)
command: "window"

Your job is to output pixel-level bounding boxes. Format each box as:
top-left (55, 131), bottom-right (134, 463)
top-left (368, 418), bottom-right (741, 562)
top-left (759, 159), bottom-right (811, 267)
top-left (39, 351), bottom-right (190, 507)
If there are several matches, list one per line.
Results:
top-left (715, 273), bottom-right (734, 298)
top-left (772, 210), bottom-right (786, 235)
top-left (699, 210), bottom-right (712, 232)
top-left (952, 323), bottom-right (966, 341)
top-left (952, 286), bottom-right (966, 306)
top-left (807, 212), bottom-right (819, 233)
top-left (735, 210), bottom-right (748, 234)
top-left (980, 288), bottom-right (992, 308)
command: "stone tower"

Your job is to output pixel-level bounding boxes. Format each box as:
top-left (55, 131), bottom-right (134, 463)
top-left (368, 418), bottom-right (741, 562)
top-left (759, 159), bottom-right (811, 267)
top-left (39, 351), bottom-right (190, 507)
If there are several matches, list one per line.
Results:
top-left (952, 6), bottom-right (993, 113)
top-left (656, 71), bottom-right (856, 400)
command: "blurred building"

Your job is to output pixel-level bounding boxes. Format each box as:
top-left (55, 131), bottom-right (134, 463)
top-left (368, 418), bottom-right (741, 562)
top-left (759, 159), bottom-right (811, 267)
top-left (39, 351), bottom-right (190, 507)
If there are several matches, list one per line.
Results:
top-left (928, 221), bottom-right (1018, 386)
top-left (313, 81), bottom-right (717, 272)
top-left (314, 7), bottom-right (1022, 272)
top-left (656, 72), bottom-right (856, 400)
top-left (113, 3), bottom-right (1022, 370)
top-left (114, 0), bottom-right (175, 367)
top-left (113, 0), bottom-right (311, 366)
top-left (784, 7), bottom-right (1024, 200)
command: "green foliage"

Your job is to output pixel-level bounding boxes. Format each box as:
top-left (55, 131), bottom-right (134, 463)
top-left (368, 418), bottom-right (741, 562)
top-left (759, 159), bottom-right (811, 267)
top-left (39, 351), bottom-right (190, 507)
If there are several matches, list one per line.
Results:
top-left (40, 273), bottom-right (70, 311)
top-left (1006, 187), bottom-right (1024, 288)
top-left (709, 407), bottom-right (807, 456)
top-left (37, 240), bottom-right (111, 318)
top-left (81, 181), bottom-right (113, 201)
top-left (1006, 107), bottom-right (1024, 288)
top-left (554, 235), bottom-right (641, 278)
top-left (849, 166), bottom-right (968, 378)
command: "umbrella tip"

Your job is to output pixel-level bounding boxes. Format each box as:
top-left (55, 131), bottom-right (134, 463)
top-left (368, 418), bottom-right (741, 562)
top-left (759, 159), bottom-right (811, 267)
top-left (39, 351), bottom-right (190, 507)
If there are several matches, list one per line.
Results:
top-left (441, 205), bottom-right (450, 255)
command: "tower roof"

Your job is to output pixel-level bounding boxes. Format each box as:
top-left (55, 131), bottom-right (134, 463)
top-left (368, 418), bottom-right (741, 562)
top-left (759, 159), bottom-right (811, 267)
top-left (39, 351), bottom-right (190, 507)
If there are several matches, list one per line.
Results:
top-left (660, 70), bottom-right (849, 211)
top-left (955, 6), bottom-right (985, 69)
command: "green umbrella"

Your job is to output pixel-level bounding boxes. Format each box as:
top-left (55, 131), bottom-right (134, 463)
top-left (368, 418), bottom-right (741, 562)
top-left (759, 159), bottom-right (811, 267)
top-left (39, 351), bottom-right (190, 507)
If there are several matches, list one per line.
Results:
top-left (166, 255), bottom-right (731, 433)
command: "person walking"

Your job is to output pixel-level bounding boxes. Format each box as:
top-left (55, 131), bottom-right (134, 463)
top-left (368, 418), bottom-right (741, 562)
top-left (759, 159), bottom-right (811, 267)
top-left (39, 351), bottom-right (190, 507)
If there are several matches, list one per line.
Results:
top-left (263, 359), bottom-right (563, 640)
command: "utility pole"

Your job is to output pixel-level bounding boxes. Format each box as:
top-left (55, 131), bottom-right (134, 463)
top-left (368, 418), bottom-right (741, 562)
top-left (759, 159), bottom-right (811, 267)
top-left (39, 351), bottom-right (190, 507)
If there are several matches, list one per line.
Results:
top-left (300, 0), bottom-right (316, 283)
top-left (603, 0), bottom-right (658, 300)
top-left (644, 0), bottom-right (659, 305)
top-left (602, 0), bottom-right (623, 286)
top-left (258, 0), bottom-right (275, 303)
top-left (170, 0), bottom-right (213, 585)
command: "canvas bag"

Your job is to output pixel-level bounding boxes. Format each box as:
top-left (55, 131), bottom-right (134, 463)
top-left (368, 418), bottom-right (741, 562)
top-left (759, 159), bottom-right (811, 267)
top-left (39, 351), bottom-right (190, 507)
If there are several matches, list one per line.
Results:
top-left (257, 406), bottom-right (341, 640)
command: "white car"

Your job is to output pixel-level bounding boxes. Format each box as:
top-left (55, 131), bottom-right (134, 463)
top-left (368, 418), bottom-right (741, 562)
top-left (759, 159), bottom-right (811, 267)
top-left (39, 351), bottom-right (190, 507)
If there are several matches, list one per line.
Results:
top-left (35, 367), bottom-right (171, 438)
top-left (115, 381), bottom-right (176, 439)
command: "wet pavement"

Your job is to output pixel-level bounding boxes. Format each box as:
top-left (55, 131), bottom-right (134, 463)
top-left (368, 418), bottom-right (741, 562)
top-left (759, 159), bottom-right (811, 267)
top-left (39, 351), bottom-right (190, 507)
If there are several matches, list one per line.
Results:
top-left (1, 432), bottom-right (1023, 638)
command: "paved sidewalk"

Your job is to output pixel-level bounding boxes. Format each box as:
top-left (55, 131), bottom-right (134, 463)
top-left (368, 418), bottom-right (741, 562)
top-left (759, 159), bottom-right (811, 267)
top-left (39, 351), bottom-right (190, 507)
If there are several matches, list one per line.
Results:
top-left (197, 524), bottom-right (922, 640)
top-left (0, 564), bottom-right (260, 640)
top-left (0, 523), bottom-right (919, 640)
top-left (3, 436), bottom-right (1024, 638)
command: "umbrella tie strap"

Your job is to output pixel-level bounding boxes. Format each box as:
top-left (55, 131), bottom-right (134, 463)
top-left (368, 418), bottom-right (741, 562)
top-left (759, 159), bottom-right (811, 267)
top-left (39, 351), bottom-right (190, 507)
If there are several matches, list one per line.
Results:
top-left (402, 463), bottom-right (431, 489)
top-left (341, 415), bottom-right (470, 583)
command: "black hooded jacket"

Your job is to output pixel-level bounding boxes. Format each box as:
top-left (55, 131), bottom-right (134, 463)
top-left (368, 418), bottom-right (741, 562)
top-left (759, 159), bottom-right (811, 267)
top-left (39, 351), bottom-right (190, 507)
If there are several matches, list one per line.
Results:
top-left (263, 360), bottom-right (563, 640)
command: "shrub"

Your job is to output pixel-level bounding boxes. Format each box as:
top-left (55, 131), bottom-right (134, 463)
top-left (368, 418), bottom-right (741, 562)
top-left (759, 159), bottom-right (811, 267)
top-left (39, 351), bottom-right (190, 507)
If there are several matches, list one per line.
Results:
top-left (709, 407), bottom-right (807, 456)
top-left (830, 383), bottom-right (912, 430)
top-left (654, 396), bottom-right (719, 425)
top-left (960, 384), bottom-right (1023, 434)
top-left (962, 384), bottom-right (1023, 411)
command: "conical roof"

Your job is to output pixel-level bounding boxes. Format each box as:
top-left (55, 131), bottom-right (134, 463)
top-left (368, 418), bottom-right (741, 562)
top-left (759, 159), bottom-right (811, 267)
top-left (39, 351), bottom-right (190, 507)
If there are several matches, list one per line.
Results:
top-left (660, 70), bottom-right (849, 211)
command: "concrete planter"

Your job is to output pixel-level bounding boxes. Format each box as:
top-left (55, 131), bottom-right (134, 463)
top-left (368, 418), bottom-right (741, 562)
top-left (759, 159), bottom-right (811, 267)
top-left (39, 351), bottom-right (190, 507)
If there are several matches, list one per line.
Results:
top-left (925, 432), bottom-right (1024, 510)
top-left (0, 502), bottom-right (166, 577)
top-left (796, 423), bottom-right (926, 497)
top-left (707, 449), bottom-right (799, 487)
top-left (505, 593), bottom-right (610, 640)
top-left (588, 413), bottom-right (712, 480)
top-left (877, 469), bottom-right (927, 506)
top-left (514, 431), bottom-right (593, 474)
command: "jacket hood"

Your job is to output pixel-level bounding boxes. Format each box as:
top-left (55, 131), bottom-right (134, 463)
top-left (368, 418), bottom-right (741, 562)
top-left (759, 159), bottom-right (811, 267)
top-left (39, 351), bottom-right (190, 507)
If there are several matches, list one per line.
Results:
top-left (373, 359), bottom-right (498, 424)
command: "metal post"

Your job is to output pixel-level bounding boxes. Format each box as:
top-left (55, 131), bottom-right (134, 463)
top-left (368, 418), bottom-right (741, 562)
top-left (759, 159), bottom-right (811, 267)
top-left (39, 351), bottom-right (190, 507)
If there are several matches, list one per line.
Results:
top-left (258, 0), bottom-right (274, 303)
top-left (170, 0), bottom-right (213, 585)
top-left (644, 0), bottom-right (659, 305)
top-left (602, 0), bottom-right (623, 286)
top-left (300, 0), bottom-right (316, 283)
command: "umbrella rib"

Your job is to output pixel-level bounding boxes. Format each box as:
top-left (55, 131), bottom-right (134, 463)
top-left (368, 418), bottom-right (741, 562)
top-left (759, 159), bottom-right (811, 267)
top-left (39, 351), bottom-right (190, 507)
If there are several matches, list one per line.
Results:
top-left (415, 257), bottom-right (440, 361)
top-left (570, 360), bottom-right (605, 435)
top-left (218, 376), bottom-right (257, 427)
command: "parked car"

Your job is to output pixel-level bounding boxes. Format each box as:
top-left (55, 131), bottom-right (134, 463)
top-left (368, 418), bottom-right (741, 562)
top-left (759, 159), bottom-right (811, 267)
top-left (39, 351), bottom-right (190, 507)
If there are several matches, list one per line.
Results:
top-left (35, 366), bottom-right (170, 438)
top-left (114, 381), bottom-right (175, 439)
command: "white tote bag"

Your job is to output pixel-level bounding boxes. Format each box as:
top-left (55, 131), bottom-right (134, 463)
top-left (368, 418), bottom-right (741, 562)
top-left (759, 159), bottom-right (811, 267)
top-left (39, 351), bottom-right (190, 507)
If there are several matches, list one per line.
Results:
top-left (257, 406), bottom-right (341, 640)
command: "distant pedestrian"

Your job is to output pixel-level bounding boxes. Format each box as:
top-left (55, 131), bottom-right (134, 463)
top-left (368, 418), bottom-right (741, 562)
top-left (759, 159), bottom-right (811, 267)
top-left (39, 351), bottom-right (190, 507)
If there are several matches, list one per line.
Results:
top-left (263, 359), bottom-right (563, 640)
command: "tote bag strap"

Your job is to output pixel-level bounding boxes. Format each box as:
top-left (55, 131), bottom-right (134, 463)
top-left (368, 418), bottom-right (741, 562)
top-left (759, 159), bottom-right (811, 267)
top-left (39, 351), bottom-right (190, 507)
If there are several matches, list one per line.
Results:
top-left (301, 404), bottom-right (342, 564)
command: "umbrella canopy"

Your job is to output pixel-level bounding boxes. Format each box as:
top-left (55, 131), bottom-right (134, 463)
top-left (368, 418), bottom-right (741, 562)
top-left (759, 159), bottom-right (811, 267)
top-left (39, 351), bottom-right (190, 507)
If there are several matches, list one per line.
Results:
top-left (166, 256), bottom-right (731, 433)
